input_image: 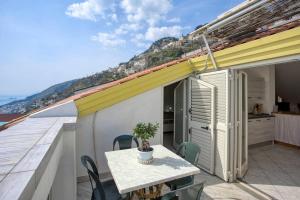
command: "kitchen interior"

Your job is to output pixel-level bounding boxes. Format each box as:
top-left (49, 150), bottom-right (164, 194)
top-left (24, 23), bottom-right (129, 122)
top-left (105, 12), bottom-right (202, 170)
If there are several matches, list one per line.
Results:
top-left (241, 60), bottom-right (300, 197)
top-left (243, 60), bottom-right (300, 148)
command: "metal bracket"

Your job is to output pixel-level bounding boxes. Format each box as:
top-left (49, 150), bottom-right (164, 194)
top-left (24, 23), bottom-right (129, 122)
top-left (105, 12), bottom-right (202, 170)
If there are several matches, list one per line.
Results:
top-left (188, 59), bottom-right (198, 77)
top-left (201, 34), bottom-right (218, 70)
top-left (187, 33), bottom-right (217, 75)
top-left (188, 56), bottom-right (209, 76)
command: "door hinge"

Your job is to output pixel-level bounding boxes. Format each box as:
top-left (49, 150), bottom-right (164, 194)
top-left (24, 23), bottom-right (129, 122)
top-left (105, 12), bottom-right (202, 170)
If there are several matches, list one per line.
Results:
top-left (229, 74), bottom-right (234, 80)
top-left (228, 122), bottom-right (234, 130)
top-left (188, 128), bottom-right (192, 134)
top-left (227, 171), bottom-right (233, 182)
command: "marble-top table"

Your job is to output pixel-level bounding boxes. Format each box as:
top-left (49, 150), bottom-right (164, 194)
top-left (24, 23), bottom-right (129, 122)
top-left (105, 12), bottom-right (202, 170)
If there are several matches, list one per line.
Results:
top-left (105, 145), bottom-right (200, 194)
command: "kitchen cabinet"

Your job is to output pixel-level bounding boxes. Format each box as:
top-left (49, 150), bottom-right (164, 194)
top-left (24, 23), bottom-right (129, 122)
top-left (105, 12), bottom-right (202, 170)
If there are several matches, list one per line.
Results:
top-left (248, 79), bottom-right (265, 100)
top-left (274, 113), bottom-right (300, 146)
top-left (248, 117), bottom-right (274, 145)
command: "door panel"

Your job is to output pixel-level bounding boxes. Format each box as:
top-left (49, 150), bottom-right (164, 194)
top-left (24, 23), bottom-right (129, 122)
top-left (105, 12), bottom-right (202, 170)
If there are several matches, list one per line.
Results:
top-left (237, 72), bottom-right (248, 178)
top-left (174, 80), bottom-right (186, 149)
top-left (188, 77), bottom-right (215, 173)
top-left (198, 70), bottom-right (231, 181)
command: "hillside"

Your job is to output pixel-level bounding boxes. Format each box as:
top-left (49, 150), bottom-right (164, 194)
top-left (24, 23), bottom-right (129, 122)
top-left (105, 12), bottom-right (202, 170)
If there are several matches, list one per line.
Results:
top-left (1, 0), bottom-right (298, 115)
top-left (0, 80), bottom-right (77, 114)
top-left (0, 33), bottom-right (205, 114)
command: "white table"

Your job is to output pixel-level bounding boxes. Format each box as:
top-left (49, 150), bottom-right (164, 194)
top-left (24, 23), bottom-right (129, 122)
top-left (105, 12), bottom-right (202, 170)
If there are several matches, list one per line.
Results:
top-left (105, 145), bottom-right (200, 194)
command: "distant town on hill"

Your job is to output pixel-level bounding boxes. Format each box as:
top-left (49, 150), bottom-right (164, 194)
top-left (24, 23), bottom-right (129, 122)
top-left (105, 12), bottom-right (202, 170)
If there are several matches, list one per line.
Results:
top-left (0, 26), bottom-right (207, 114)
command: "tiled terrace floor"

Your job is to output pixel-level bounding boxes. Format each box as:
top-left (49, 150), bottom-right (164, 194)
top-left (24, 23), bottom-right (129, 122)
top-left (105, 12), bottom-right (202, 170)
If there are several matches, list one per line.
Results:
top-left (78, 171), bottom-right (260, 200)
top-left (243, 144), bottom-right (300, 200)
top-left (78, 144), bottom-right (300, 200)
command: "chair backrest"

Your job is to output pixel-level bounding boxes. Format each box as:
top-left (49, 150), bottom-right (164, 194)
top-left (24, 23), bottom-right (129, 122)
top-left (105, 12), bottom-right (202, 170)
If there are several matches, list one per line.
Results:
top-left (177, 142), bottom-right (200, 165)
top-left (113, 134), bottom-right (139, 150)
top-left (88, 168), bottom-right (106, 200)
top-left (179, 182), bottom-right (204, 200)
top-left (81, 155), bottom-right (99, 177)
top-left (81, 155), bottom-right (104, 199)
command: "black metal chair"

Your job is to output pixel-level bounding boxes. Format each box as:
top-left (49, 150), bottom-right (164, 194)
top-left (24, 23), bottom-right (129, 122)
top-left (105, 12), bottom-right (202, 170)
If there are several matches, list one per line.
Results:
top-left (113, 135), bottom-right (139, 150)
top-left (81, 155), bottom-right (128, 200)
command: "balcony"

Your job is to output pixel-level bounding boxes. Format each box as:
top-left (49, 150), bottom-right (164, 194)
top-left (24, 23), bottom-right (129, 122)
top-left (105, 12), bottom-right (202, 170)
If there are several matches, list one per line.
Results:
top-left (0, 113), bottom-right (300, 199)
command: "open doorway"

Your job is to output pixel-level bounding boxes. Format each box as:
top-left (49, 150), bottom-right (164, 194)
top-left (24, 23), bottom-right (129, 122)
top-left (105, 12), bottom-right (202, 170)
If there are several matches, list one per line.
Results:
top-left (236, 61), bottom-right (300, 199)
top-left (162, 80), bottom-right (186, 151)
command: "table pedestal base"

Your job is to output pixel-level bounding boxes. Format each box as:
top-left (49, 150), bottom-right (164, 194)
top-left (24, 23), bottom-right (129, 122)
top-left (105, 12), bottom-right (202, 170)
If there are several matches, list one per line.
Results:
top-left (132, 184), bottom-right (163, 200)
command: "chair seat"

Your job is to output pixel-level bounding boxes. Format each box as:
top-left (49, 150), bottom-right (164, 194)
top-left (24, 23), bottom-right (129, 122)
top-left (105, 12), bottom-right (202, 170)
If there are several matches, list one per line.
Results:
top-left (92, 179), bottom-right (124, 200)
top-left (103, 179), bottom-right (124, 200)
top-left (159, 193), bottom-right (178, 200)
top-left (166, 176), bottom-right (194, 190)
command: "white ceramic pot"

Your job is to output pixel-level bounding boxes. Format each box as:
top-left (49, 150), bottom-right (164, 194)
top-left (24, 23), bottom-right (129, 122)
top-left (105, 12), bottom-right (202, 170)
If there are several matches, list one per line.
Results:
top-left (137, 148), bottom-right (153, 161)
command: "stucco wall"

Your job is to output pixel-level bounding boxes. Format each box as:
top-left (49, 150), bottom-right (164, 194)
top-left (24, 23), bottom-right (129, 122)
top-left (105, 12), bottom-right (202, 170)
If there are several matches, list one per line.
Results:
top-left (76, 86), bottom-right (164, 176)
top-left (76, 114), bottom-right (96, 177)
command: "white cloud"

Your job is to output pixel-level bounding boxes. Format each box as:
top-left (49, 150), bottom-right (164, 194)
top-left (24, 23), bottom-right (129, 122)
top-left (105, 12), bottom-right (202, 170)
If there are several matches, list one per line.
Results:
top-left (145, 26), bottom-right (183, 41)
top-left (131, 33), bottom-right (149, 48)
top-left (167, 17), bottom-right (181, 23)
top-left (66, 0), bottom-right (103, 21)
top-left (110, 13), bottom-right (118, 22)
top-left (115, 23), bottom-right (142, 35)
top-left (69, 0), bottom-right (184, 48)
top-left (91, 32), bottom-right (126, 46)
top-left (121, 0), bottom-right (172, 26)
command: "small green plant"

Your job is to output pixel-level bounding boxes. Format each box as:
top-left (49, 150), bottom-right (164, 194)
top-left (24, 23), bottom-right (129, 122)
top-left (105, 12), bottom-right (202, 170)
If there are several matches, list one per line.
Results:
top-left (133, 122), bottom-right (159, 151)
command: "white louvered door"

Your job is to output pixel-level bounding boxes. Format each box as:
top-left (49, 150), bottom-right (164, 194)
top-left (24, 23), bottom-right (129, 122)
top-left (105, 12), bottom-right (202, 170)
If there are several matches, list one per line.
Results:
top-left (188, 77), bottom-right (215, 174)
top-left (198, 70), bottom-right (231, 181)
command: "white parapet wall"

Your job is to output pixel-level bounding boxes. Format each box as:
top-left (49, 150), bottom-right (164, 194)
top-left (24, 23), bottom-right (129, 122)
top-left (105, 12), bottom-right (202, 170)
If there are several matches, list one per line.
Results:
top-left (0, 117), bottom-right (77, 200)
top-left (30, 100), bottom-right (78, 118)
top-left (28, 100), bottom-right (79, 198)
top-left (76, 86), bottom-right (164, 177)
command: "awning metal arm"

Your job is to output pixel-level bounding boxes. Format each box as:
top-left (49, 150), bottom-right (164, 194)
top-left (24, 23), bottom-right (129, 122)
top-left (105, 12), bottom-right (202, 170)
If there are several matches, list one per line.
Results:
top-left (188, 33), bottom-right (217, 75)
top-left (202, 34), bottom-right (218, 70)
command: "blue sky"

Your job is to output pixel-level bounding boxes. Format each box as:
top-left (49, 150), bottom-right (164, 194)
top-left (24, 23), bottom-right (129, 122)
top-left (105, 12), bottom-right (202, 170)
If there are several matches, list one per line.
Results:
top-left (0, 0), bottom-right (244, 96)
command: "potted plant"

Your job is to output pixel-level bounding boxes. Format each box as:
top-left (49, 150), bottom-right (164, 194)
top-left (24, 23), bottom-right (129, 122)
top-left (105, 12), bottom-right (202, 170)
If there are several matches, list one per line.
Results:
top-left (133, 122), bottom-right (159, 162)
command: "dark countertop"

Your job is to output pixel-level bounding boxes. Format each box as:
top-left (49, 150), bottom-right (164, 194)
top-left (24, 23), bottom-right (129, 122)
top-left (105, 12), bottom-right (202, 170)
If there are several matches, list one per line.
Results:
top-left (272, 112), bottom-right (300, 116)
top-left (248, 113), bottom-right (274, 119)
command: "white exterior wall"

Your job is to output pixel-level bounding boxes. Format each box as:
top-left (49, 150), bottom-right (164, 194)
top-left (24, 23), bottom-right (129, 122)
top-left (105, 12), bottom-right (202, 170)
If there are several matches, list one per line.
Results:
top-left (76, 87), bottom-right (164, 176)
top-left (76, 114), bottom-right (96, 177)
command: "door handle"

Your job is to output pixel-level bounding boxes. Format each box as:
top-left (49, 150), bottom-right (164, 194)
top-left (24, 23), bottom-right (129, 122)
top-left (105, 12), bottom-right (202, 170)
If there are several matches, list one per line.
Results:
top-left (201, 126), bottom-right (209, 130)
